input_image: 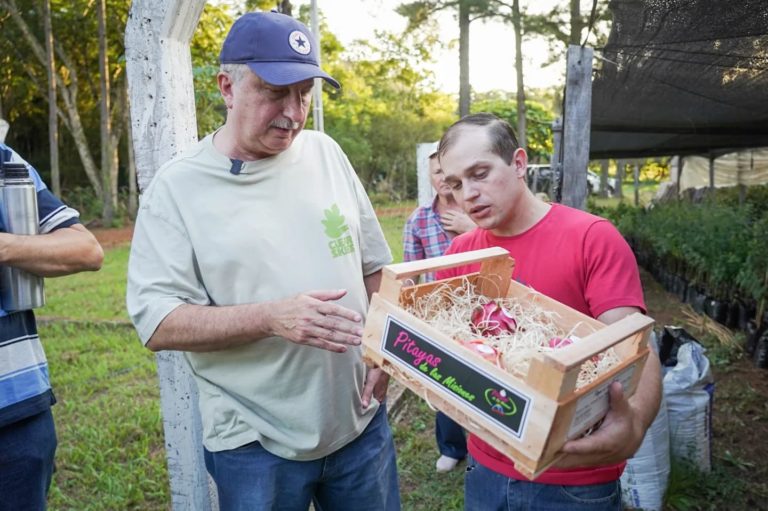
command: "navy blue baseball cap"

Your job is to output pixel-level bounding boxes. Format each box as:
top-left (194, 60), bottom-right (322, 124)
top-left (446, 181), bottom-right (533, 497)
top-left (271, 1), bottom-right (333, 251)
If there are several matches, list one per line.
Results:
top-left (219, 11), bottom-right (340, 89)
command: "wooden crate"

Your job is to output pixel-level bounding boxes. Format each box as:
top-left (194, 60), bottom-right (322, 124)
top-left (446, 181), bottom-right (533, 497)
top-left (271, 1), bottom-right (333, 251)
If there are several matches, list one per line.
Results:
top-left (363, 247), bottom-right (654, 480)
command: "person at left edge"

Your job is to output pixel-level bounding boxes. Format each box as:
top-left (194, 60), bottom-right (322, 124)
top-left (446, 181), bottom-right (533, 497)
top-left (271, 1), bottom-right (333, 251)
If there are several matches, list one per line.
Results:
top-left (0, 144), bottom-right (104, 511)
top-left (126, 11), bottom-right (400, 511)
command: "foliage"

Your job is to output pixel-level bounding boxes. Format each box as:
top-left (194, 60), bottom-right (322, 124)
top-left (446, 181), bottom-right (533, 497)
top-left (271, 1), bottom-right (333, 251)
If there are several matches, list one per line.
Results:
top-left (191, 3), bottom-right (233, 138)
top-left (44, 322), bottom-right (167, 511)
top-left (392, 395), bottom-right (464, 510)
top-left (598, 189), bottom-right (768, 304)
top-left (61, 186), bottom-right (135, 226)
top-left (471, 93), bottom-right (554, 161)
top-left (44, 244), bottom-right (130, 321)
top-left (665, 457), bottom-right (749, 511)
top-left (320, 24), bottom-right (456, 199)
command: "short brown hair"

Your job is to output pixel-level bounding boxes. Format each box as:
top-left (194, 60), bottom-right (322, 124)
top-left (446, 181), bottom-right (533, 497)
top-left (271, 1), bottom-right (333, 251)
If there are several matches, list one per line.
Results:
top-left (438, 113), bottom-right (519, 164)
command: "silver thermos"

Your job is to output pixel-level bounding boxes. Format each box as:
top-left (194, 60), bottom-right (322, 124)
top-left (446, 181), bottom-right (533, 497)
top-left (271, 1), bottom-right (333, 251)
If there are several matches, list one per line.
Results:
top-left (0, 160), bottom-right (45, 311)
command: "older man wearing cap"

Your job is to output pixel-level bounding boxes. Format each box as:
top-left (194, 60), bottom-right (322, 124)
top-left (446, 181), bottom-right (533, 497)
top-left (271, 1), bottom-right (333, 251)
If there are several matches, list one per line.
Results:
top-left (126, 11), bottom-right (400, 511)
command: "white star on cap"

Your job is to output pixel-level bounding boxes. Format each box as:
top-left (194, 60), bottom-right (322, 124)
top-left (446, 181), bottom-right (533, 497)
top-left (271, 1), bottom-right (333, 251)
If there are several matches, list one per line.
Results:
top-left (289, 30), bottom-right (311, 55)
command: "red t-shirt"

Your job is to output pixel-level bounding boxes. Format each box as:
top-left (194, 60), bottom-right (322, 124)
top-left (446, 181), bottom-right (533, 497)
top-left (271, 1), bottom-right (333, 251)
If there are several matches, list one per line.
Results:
top-left (436, 203), bottom-right (646, 486)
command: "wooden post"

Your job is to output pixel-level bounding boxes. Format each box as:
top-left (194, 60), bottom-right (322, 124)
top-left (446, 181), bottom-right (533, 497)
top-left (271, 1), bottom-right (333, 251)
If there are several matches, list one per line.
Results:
top-left (417, 142), bottom-right (437, 207)
top-left (560, 45), bottom-right (593, 210)
top-left (633, 161), bottom-right (640, 206)
top-left (615, 159), bottom-right (625, 199)
top-left (599, 159), bottom-right (609, 197)
top-left (676, 155), bottom-right (684, 197)
top-left (125, 2), bottom-right (217, 510)
top-left (550, 117), bottom-right (562, 201)
top-left (709, 152), bottom-right (716, 191)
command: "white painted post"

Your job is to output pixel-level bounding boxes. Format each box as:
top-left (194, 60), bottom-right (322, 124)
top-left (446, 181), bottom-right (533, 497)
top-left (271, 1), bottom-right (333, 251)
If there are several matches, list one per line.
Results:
top-left (125, 2), bottom-right (217, 510)
top-left (560, 45), bottom-right (593, 210)
top-left (417, 142), bottom-right (438, 207)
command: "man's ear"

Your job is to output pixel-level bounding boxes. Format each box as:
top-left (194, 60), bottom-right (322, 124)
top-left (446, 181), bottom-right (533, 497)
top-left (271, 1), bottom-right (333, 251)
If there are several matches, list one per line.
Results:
top-left (513, 148), bottom-right (528, 178)
top-left (218, 72), bottom-right (235, 110)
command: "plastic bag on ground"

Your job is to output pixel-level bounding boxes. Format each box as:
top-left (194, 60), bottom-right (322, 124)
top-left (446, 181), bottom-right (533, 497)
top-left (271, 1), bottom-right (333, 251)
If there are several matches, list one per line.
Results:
top-left (661, 327), bottom-right (714, 472)
top-left (621, 331), bottom-right (671, 511)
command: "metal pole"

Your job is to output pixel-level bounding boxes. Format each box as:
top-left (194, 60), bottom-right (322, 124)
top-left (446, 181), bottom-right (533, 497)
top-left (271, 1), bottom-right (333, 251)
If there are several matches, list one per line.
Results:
top-left (311, 0), bottom-right (324, 132)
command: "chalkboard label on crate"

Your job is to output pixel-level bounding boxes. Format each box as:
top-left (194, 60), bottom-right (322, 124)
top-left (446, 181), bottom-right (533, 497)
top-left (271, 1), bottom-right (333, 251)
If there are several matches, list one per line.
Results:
top-left (381, 314), bottom-right (532, 438)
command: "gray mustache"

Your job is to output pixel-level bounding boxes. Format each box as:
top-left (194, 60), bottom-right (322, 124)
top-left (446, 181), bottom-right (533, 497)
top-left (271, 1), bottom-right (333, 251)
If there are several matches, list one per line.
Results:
top-left (270, 119), bottom-right (300, 130)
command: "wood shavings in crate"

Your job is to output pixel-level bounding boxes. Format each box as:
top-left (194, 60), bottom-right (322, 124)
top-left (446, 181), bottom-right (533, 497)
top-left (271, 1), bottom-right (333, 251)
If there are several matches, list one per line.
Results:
top-left (403, 276), bottom-right (620, 389)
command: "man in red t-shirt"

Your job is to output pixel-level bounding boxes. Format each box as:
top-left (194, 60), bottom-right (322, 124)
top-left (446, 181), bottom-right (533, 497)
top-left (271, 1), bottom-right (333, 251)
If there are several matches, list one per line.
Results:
top-left (434, 113), bottom-right (662, 510)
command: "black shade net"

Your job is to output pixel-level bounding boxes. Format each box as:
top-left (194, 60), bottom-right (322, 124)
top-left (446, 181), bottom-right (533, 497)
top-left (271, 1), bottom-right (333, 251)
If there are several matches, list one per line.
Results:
top-left (589, 0), bottom-right (768, 159)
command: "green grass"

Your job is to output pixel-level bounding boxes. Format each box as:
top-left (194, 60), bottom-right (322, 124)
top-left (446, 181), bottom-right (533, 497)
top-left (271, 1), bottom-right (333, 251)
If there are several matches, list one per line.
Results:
top-left (43, 322), bottom-right (167, 511)
top-left (43, 245), bottom-right (131, 322)
top-left (392, 395), bottom-right (464, 510)
top-left (378, 207), bottom-right (413, 263)
top-left (590, 181), bottom-right (660, 208)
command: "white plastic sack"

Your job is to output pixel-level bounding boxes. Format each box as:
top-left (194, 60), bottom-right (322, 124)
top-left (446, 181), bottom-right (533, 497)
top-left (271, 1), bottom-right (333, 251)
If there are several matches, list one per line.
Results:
top-left (621, 392), bottom-right (670, 510)
top-left (621, 332), bottom-right (671, 511)
top-left (663, 340), bottom-right (714, 472)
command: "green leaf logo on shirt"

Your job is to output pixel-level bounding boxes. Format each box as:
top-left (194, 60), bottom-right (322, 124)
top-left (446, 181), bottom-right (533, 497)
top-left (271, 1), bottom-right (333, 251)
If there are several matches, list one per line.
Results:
top-left (322, 204), bottom-right (349, 239)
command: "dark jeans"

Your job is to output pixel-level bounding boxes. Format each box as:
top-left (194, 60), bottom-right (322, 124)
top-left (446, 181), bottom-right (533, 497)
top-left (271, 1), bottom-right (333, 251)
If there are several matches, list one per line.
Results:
top-left (204, 403), bottom-right (401, 511)
top-left (465, 456), bottom-right (622, 511)
top-left (0, 408), bottom-right (57, 511)
top-left (436, 411), bottom-right (467, 460)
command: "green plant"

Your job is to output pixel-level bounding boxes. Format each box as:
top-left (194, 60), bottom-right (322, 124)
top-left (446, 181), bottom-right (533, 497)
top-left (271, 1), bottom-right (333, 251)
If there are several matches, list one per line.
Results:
top-left (664, 458), bottom-right (749, 511)
top-left (44, 322), bottom-right (167, 510)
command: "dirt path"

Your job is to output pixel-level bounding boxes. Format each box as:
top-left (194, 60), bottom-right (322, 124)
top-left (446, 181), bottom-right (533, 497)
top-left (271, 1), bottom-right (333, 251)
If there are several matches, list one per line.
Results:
top-left (91, 223), bottom-right (134, 249)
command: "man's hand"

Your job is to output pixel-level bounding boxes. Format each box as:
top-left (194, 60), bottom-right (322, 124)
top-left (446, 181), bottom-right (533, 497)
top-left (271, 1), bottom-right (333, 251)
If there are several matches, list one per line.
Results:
top-left (554, 381), bottom-right (645, 469)
top-left (361, 366), bottom-right (389, 409)
top-left (441, 210), bottom-right (475, 234)
top-left (268, 289), bottom-right (364, 353)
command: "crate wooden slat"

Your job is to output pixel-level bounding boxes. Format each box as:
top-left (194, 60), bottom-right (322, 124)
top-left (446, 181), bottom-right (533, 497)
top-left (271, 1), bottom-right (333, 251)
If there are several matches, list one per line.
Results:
top-left (364, 247), bottom-right (654, 480)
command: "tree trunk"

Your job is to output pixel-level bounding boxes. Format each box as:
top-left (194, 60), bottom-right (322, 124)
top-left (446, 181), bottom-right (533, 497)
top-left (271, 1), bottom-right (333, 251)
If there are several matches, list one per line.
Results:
top-left (278, 0), bottom-right (292, 16)
top-left (458, 0), bottom-right (470, 117)
top-left (98, 0), bottom-right (115, 225)
top-left (569, 0), bottom-right (583, 45)
top-left (512, 0), bottom-right (526, 149)
top-left (600, 159), bottom-right (609, 197)
top-left (122, 81), bottom-right (137, 219)
top-left (615, 159), bottom-right (625, 199)
top-left (43, 0), bottom-right (60, 196)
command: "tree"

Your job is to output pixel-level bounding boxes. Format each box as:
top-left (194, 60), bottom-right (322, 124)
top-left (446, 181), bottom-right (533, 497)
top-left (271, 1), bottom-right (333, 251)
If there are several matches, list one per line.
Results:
top-left (97, 0), bottom-right (119, 224)
top-left (1, 0), bottom-right (104, 197)
top-left (524, 0), bottom-right (612, 68)
top-left (511, 0), bottom-right (526, 149)
top-left (472, 93), bottom-right (554, 162)
top-left (42, 0), bottom-right (59, 195)
top-left (397, 0), bottom-right (495, 117)
top-left (316, 11), bottom-right (455, 197)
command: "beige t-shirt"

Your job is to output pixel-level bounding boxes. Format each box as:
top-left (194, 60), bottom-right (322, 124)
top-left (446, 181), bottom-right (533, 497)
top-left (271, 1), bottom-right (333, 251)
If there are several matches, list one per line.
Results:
top-left (126, 130), bottom-right (392, 459)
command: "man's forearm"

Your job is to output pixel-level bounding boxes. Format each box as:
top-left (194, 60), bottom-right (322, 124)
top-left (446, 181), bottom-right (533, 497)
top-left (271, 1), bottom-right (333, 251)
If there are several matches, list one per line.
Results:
top-left (629, 348), bottom-right (662, 431)
top-left (363, 270), bottom-right (383, 302)
top-left (147, 302), bottom-right (273, 352)
top-left (0, 224), bottom-right (103, 277)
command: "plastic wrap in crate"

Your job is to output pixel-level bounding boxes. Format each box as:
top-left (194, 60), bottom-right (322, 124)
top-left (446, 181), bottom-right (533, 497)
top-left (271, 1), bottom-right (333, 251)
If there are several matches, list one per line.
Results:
top-left (363, 247), bottom-right (654, 480)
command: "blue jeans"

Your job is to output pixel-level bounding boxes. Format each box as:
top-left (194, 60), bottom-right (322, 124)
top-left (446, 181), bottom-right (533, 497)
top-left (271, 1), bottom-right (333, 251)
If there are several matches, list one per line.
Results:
top-left (0, 408), bottom-right (57, 511)
top-left (465, 456), bottom-right (622, 511)
top-left (204, 404), bottom-right (401, 511)
top-left (435, 411), bottom-right (467, 460)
